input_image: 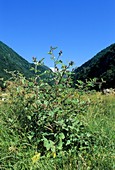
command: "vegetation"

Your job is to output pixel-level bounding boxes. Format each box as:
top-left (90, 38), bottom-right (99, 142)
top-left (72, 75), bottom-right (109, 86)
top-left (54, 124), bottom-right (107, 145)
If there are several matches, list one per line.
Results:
top-left (0, 41), bottom-right (50, 88)
top-left (0, 47), bottom-right (115, 169)
top-left (73, 43), bottom-right (115, 89)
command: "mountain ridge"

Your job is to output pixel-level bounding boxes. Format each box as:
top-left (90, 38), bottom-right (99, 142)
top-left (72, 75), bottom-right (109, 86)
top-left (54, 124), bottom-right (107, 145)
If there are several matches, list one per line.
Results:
top-left (73, 43), bottom-right (115, 89)
top-left (0, 41), bottom-right (50, 88)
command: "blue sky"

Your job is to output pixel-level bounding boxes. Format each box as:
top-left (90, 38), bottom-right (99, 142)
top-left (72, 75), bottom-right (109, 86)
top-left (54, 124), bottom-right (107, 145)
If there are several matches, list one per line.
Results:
top-left (0, 0), bottom-right (115, 68)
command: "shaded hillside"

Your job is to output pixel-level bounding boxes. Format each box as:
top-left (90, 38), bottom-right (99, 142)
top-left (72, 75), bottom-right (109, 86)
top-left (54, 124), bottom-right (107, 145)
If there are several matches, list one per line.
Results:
top-left (0, 41), bottom-right (50, 85)
top-left (73, 43), bottom-right (115, 89)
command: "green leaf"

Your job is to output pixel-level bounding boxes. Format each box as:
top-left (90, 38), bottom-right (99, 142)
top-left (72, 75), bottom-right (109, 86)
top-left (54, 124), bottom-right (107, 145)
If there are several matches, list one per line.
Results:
top-left (57, 140), bottom-right (63, 150)
top-left (27, 115), bottom-right (31, 120)
top-left (48, 51), bottom-right (52, 55)
top-left (59, 133), bottom-right (65, 140)
top-left (29, 82), bottom-right (34, 86)
top-left (27, 135), bottom-right (33, 140)
top-left (66, 140), bottom-right (71, 145)
top-left (43, 137), bottom-right (51, 151)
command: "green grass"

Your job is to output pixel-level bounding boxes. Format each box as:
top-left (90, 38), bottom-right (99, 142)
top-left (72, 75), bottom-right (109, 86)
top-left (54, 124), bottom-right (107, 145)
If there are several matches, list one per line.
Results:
top-left (76, 94), bottom-right (115, 169)
top-left (0, 92), bottom-right (115, 170)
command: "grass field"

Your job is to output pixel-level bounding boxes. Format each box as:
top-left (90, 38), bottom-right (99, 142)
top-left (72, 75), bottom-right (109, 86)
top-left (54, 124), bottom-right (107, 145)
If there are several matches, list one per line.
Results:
top-left (0, 90), bottom-right (115, 170)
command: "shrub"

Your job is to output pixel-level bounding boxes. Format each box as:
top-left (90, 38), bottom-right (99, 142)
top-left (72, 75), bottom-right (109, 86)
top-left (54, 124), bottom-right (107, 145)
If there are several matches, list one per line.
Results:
top-left (4, 47), bottom-right (95, 158)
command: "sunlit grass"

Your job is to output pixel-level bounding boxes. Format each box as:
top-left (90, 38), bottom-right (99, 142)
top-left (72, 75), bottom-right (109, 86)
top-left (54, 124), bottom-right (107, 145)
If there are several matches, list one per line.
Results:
top-left (0, 91), bottom-right (115, 169)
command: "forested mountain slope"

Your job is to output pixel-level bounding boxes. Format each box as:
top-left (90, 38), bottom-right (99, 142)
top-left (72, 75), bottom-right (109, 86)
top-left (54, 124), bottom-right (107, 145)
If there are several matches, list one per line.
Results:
top-left (0, 41), bottom-right (50, 84)
top-left (73, 43), bottom-right (115, 89)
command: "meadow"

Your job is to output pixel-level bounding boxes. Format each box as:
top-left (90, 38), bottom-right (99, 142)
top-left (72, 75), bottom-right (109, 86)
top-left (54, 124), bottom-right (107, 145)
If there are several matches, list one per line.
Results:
top-left (0, 80), bottom-right (115, 170)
